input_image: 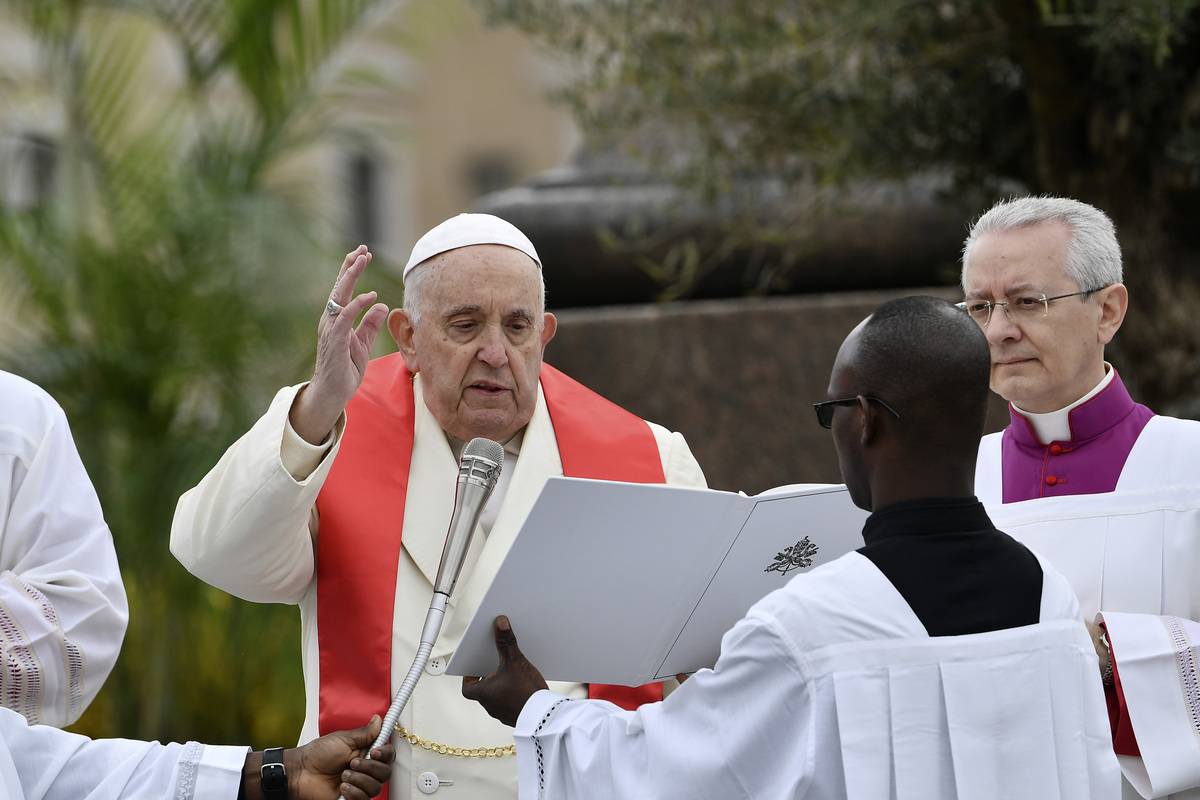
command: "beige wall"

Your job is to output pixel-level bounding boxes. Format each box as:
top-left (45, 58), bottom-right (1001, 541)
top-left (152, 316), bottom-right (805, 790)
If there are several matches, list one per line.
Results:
top-left (398, 0), bottom-right (578, 238)
top-left (282, 0), bottom-right (579, 262)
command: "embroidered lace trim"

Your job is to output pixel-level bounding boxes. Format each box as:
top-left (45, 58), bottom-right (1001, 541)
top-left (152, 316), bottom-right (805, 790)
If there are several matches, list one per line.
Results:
top-left (0, 600), bottom-right (41, 722)
top-left (20, 581), bottom-right (85, 720)
top-left (174, 741), bottom-right (205, 800)
top-left (1163, 616), bottom-right (1200, 738)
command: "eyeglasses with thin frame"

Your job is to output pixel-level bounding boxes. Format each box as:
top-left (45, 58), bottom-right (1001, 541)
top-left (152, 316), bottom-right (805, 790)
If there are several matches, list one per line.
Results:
top-left (812, 395), bottom-right (902, 429)
top-left (954, 286), bottom-right (1109, 328)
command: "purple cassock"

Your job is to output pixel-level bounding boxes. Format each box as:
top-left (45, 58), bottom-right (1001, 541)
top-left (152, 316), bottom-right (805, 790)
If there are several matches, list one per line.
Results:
top-left (1000, 370), bottom-right (1155, 503)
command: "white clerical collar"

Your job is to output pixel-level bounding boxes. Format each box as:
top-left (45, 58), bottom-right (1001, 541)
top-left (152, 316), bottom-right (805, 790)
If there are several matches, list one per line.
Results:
top-left (1013, 363), bottom-right (1114, 444)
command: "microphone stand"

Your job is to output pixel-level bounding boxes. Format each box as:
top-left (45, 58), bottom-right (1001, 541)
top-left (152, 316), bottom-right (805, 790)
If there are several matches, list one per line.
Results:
top-left (339, 439), bottom-right (503, 799)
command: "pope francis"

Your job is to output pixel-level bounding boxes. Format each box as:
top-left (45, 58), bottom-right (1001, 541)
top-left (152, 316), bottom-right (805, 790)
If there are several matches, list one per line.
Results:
top-left (170, 214), bottom-right (706, 800)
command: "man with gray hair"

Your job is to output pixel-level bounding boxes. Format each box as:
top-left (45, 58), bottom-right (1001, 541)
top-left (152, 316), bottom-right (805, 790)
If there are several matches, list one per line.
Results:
top-left (170, 214), bottom-right (705, 799)
top-left (962, 195), bottom-right (1200, 799)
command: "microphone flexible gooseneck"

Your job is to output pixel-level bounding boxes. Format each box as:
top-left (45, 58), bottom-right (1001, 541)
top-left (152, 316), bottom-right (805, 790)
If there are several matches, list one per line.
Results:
top-left (344, 437), bottom-right (503, 790)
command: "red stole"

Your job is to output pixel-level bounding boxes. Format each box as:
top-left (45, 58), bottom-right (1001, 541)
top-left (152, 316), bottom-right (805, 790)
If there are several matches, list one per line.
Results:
top-left (315, 354), bottom-right (666, 751)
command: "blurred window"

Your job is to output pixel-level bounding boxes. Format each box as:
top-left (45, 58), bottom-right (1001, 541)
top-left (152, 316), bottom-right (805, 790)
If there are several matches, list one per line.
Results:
top-left (467, 153), bottom-right (517, 198)
top-left (346, 150), bottom-right (381, 247)
top-left (6, 133), bottom-right (57, 209)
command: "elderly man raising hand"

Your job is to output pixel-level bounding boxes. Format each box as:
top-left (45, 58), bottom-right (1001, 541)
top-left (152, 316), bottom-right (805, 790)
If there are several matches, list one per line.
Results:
top-left (170, 214), bottom-right (705, 800)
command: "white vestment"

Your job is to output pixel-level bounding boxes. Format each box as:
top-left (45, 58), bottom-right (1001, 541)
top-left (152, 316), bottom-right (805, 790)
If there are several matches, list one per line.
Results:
top-left (988, 484), bottom-right (1200, 800)
top-left (0, 371), bottom-right (128, 726)
top-left (515, 550), bottom-right (1120, 800)
top-left (0, 706), bottom-right (246, 800)
top-left (981, 416), bottom-right (1200, 799)
top-left (170, 377), bottom-right (705, 800)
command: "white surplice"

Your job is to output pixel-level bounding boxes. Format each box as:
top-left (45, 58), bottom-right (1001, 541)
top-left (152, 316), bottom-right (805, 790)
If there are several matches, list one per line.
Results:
top-left (987, 482), bottom-right (1200, 800)
top-left (0, 371), bottom-right (128, 727)
top-left (514, 550), bottom-right (1120, 800)
top-left (170, 376), bottom-right (706, 800)
top-left (0, 706), bottom-right (246, 800)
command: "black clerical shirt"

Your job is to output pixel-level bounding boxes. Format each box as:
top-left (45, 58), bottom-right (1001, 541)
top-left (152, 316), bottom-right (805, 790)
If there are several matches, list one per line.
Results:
top-left (857, 497), bottom-right (1043, 636)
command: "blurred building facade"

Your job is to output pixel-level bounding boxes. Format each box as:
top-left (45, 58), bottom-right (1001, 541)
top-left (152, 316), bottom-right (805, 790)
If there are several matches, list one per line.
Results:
top-left (0, 0), bottom-right (578, 266)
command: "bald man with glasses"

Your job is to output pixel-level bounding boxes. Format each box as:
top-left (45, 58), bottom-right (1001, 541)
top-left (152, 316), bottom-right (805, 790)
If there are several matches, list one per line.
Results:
top-left (962, 196), bottom-right (1200, 799)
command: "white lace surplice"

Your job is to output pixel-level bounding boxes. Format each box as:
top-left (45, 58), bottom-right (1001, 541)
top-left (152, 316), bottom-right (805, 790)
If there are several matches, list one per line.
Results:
top-left (988, 478), bottom-right (1200, 799)
top-left (0, 372), bottom-right (128, 727)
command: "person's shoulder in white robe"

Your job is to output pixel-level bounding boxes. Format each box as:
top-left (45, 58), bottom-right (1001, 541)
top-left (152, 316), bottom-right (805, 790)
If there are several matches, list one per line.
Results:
top-left (0, 371), bottom-right (128, 727)
top-left (514, 548), bottom-right (1115, 800)
top-left (756, 546), bottom-right (1080, 650)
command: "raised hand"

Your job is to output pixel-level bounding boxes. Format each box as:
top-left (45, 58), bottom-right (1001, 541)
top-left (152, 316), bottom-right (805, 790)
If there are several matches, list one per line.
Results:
top-left (290, 245), bottom-right (389, 444)
top-left (461, 615), bottom-right (549, 728)
top-left (290, 715), bottom-right (394, 800)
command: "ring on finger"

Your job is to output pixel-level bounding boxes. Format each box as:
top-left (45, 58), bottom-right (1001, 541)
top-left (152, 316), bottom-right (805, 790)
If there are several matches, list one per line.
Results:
top-left (326, 298), bottom-right (344, 317)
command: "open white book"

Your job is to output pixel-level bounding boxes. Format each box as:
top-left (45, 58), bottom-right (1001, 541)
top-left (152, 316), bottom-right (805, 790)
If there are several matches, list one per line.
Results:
top-left (446, 478), bottom-right (869, 685)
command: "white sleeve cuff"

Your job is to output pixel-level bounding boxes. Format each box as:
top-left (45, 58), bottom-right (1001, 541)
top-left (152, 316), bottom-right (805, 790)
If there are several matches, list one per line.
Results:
top-left (279, 389), bottom-right (342, 483)
top-left (514, 689), bottom-right (563, 737)
top-left (179, 743), bottom-right (248, 800)
top-left (1102, 611), bottom-right (1200, 797)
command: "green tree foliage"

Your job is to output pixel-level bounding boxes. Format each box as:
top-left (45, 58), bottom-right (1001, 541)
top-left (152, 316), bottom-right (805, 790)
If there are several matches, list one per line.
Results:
top-left (481, 0), bottom-right (1200, 413)
top-left (0, 0), bottom-right (402, 744)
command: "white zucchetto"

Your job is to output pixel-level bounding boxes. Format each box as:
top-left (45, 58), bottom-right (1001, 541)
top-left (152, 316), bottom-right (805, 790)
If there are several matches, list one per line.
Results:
top-left (403, 213), bottom-right (541, 280)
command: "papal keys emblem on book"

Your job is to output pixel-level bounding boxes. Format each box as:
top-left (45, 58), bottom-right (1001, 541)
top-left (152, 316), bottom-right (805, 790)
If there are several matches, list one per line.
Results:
top-left (764, 536), bottom-right (819, 577)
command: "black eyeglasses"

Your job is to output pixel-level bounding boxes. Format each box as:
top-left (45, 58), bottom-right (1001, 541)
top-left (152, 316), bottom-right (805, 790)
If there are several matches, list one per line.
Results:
top-left (812, 396), bottom-right (902, 429)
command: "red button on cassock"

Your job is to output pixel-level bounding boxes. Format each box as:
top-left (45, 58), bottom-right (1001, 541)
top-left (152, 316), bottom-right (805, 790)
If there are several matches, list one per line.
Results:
top-left (1045, 475), bottom-right (1059, 486)
top-left (1049, 444), bottom-right (1064, 456)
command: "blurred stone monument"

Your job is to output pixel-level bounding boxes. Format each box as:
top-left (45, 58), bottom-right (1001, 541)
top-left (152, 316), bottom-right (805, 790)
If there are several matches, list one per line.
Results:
top-left (473, 150), bottom-right (1001, 492)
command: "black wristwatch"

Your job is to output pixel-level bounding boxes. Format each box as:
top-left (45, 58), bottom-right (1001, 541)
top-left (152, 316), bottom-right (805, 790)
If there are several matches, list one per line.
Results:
top-left (261, 747), bottom-right (288, 800)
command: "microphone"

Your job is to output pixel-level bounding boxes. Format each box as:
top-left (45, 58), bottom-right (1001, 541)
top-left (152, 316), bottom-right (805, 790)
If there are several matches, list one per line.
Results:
top-left (354, 437), bottom-right (504, 776)
top-left (433, 437), bottom-right (505, 596)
